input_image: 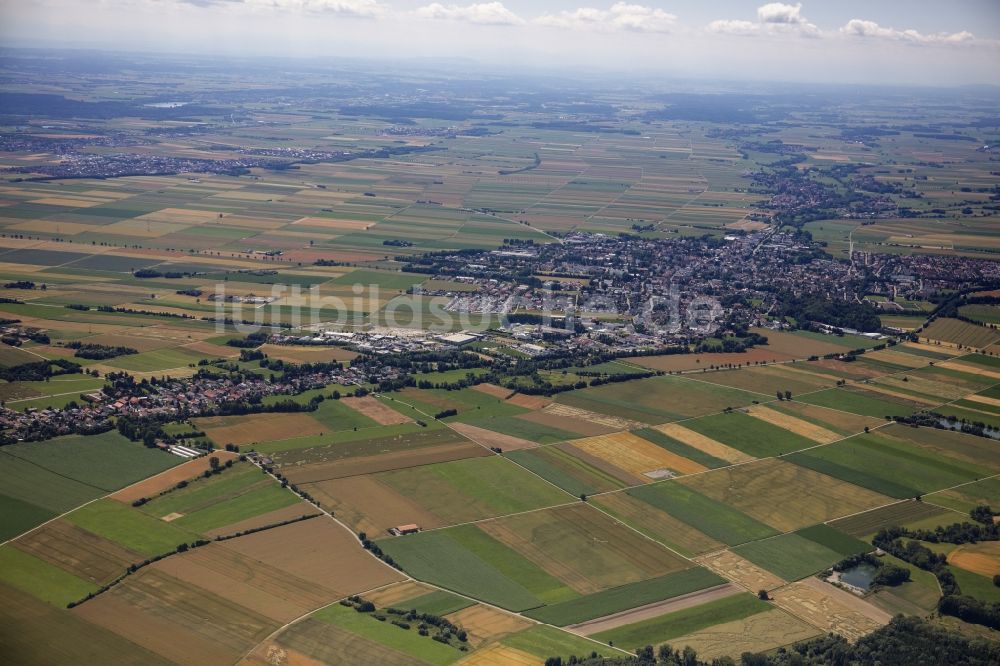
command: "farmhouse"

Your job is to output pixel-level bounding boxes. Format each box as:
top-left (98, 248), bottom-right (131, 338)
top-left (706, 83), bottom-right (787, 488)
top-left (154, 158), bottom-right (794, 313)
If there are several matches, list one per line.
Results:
top-left (389, 524), bottom-right (421, 536)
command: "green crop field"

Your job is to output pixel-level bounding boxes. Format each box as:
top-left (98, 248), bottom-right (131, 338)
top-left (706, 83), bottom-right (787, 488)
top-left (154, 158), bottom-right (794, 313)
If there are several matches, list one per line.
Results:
top-left (312, 603), bottom-right (466, 666)
top-left (375, 528), bottom-right (546, 612)
top-left (626, 482), bottom-right (778, 546)
top-left (443, 523), bottom-right (579, 605)
top-left (376, 456), bottom-right (570, 525)
top-left (0, 546), bottom-right (98, 607)
top-left (948, 566), bottom-right (1000, 603)
top-left (460, 415), bottom-right (582, 445)
top-left (591, 593), bottom-right (770, 650)
top-left (501, 625), bottom-right (612, 661)
top-left (387, 590), bottom-right (473, 616)
top-left (786, 432), bottom-right (985, 499)
top-left (733, 525), bottom-right (870, 582)
top-left (137, 463), bottom-right (301, 534)
top-left (679, 411), bottom-right (816, 458)
top-left (65, 499), bottom-right (195, 556)
top-left (830, 501), bottom-right (956, 538)
top-left (525, 567), bottom-right (725, 626)
top-left (556, 375), bottom-right (762, 424)
top-left (1, 431), bottom-right (179, 493)
top-left (928, 478), bottom-right (1000, 514)
top-left (798, 387), bottom-right (917, 418)
top-left (506, 446), bottom-right (629, 497)
top-left (0, 494), bottom-right (57, 542)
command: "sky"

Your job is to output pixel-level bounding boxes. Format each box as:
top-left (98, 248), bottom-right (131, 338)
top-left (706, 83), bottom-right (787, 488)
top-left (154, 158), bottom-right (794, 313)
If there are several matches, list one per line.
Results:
top-left (2, 1), bottom-right (999, 86)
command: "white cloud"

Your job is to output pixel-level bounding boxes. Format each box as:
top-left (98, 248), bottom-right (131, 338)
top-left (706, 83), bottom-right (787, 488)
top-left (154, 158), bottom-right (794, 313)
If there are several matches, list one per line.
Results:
top-left (705, 19), bottom-right (757, 36)
top-left (535, 3), bottom-right (677, 34)
top-left (708, 2), bottom-right (817, 38)
top-left (757, 2), bottom-right (804, 25)
top-left (840, 19), bottom-right (974, 45)
top-left (413, 2), bottom-right (523, 25)
top-left (180, 0), bottom-right (387, 18)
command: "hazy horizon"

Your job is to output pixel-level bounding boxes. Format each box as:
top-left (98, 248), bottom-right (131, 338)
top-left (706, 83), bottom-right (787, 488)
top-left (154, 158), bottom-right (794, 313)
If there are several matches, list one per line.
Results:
top-left (2, 1), bottom-right (998, 87)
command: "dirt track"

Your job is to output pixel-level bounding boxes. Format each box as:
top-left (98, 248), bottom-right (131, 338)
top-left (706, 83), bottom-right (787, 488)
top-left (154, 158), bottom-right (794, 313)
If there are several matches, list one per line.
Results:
top-left (568, 583), bottom-right (741, 635)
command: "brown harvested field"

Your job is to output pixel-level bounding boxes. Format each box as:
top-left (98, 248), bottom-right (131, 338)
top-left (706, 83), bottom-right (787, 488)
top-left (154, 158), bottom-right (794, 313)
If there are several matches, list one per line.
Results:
top-left (653, 423), bottom-right (755, 464)
top-left (766, 401), bottom-right (881, 436)
top-left (204, 503), bottom-right (321, 538)
top-left (507, 393), bottom-right (552, 409)
top-left (666, 608), bottom-right (820, 660)
top-left (865, 349), bottom-right (930, 369)
top-left (697, 365), bottom-right (831, 396)
top-left (695, 551), bottom-right (786, 592)
top-left (341, 395), bottom-right (411, 425)
top-left (571, 432), bottom-right (708, 477)
top-left (292, 216), bottom-right (373, 231)
top-left (12, 519), bottom-right (141, 586)
top-left (681, 459), bottom-right (891, 533)
top-left (472, 383), bottom-right (515, 399)
top-left (630, 348), bottom-right (796, 372)
top-left (771, 577), bottom-right (891, 643)
top-left (197, 412), bottom-right (328, 446)
top-left (258, 344), bottom-right (358, 364)
top-left (593, 492), bottom-right (723, 557)
top-left (479, 504), bottom-right (689, 594)
top-left (570, 583), bottom-right (741, 636)
top-left (814, 358), bottom-right (886, 379)
top-left (449, 421), bottom-right (538, 451)
top-left (1, 582), bottom-right (173, 666)
top-left (557, 441), bottom-right (648, 486)
top-left (111, 451), bottom-right (240, 503)
top-left (857, 382), bottom-right (941, 407)
top-left (73, 568), bottom-right (278, 665)
top-left (515, 409), bottom-right (617, 437)
top-left (397, 387), bottom-right (467, 411)
top-left (446, 604), bottom-right (533, 647)
top-left (242, 642), bottom-right (328, 666)
top-left (965, 393), bottom-right (1000, 408)
top-left (456, 643), bottom-right (539, 665)
top-left (749, 328), bottom-right (851, 358)
top-left (153, 540), bottom-right (338, 623)
top-left (182, 340), bottom-right (241, 358)
top-left (543, 403), bottom-right (645, 431)
top-left (365, 581), bottom-right (435, 608)
top-left (902, 341), bottom-right (959, 357)
top-left (745, 405), bottom-right (842, 444)
top-left (937, 359), bottom-right (1000, 380)
top-left (300, 474), bottom-right (444, 536)
top-left (83, 333), bottom-right (176, 352)
top-left (220, 518), bottom-right (404, 596)
top-left (948, 541), bottom-right (1000, 578)
top-left (282, 441), bottom-right (490, 484)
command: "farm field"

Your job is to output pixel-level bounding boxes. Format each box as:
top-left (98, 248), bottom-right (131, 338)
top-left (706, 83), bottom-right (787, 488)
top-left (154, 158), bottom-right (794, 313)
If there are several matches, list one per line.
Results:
top-left (0, 431), bottom-right (183, 541)
top-left (555, 374), bottom-right (764, 425)
top-left (654, 608), bottom-right (821, 660)
top-left (4, 55), bottom-right (1000, 665)
top-left (731, 525), bottom-right (872, 582)
top-left (921, 318), bottom-right (999, 349)
top-left (679, 458), bottom-right (892, 533)
top-left (785, 427), bottom-right (991, 499)
top-left (589, 593), bottom-right (770, 650)
top-left (377, 504), bottom-right (695, 615)
top-left (301, 455), bottom-right (570, 536)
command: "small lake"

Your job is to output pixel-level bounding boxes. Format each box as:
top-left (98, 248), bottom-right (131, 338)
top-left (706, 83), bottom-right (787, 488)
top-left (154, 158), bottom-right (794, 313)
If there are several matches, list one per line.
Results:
top-left (839, 563), bottom-right (879, 591)
top-left (144, 101), bottom-right (189, 108)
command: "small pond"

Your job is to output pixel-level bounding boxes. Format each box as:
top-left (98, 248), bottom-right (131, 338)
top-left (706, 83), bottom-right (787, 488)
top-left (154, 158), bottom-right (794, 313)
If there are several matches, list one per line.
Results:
top-left (839, 563), bottom-right (879, 591)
